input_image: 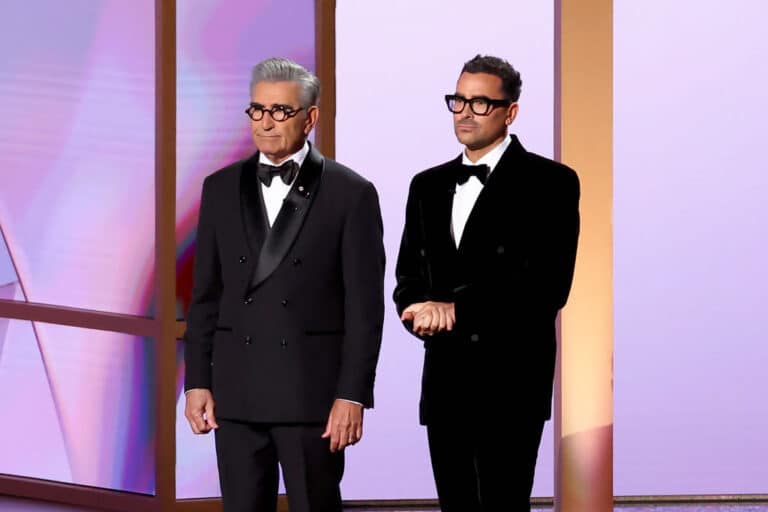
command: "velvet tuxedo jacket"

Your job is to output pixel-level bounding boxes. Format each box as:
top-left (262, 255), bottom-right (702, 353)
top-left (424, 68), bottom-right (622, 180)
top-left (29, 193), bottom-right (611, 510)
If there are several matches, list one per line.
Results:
top-left (394, 135), bottom-right (580, 424)
top-left (184, 144), bottom-right (385, 423)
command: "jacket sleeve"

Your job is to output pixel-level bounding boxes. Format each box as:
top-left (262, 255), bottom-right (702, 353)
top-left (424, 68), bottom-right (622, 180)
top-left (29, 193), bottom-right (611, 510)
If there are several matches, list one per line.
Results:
top-left (183, 177), bottom-right (222, 391)
top-left (335, 182), bottom-right (386, 407)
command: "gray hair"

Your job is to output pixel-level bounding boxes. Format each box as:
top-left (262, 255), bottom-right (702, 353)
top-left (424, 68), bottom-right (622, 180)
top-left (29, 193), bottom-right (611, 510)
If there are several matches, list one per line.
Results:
top-left (249, 57), bottom-right (320, 108)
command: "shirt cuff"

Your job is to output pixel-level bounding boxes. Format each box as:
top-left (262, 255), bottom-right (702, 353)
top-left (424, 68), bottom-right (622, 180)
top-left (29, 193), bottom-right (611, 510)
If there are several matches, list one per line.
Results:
top-left (337, 398), bottom-right (364, 407)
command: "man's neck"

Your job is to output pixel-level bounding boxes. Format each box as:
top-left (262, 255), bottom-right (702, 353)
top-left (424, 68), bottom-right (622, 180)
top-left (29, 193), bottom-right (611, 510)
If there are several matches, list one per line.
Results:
top-left (262, 141), bottom-right (307, 165)
top-left (464, 133), bottom-right (508, 163)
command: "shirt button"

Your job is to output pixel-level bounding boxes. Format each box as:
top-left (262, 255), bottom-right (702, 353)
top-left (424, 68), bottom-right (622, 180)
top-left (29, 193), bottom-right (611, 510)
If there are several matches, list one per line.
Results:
top-left (292, 258), bottom-right (302, 266)
top-left (245, 297), bottom-right (253, 305)
top-left (281, 299), bottom-right (288, 307)
top-left (280, 339), bottom-right (288, 348)
top-left (244, 336), bottom-right (252, 344)
top-left (470, 334), bottom-right (480, 342)
top-left (239, 255), bottom-right (247, 263)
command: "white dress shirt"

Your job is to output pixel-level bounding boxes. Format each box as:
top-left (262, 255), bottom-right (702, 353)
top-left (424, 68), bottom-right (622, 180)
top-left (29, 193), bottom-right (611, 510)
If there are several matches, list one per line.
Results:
top-left (451, 135), bottom-right (512, 247)
top-left (259, 141), bottom-right (310, 226)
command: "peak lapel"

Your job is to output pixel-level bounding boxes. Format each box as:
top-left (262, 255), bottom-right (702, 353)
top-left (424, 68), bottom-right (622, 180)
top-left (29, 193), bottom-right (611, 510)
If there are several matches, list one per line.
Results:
top-left (240, 153), bottom-right (269, 257)
top-left (247, 145), bottom-right (324, 292)
top-left (457, 135), bottom-right (527, 255)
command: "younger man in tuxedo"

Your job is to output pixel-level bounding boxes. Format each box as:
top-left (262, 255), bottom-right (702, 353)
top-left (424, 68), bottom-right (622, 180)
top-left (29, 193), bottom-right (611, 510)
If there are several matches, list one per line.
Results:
top-left (394, 55), bottom-right (580, 512)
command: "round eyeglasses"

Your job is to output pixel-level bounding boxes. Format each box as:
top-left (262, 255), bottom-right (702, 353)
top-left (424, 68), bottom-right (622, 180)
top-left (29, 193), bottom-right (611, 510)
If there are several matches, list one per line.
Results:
top-left (245, 103), bottom-right (304, 122)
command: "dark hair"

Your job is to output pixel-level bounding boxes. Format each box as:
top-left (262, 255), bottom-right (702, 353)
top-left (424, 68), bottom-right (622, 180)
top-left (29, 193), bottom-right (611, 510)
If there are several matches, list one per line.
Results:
top-left (461, 55), bottom-right (522, 102)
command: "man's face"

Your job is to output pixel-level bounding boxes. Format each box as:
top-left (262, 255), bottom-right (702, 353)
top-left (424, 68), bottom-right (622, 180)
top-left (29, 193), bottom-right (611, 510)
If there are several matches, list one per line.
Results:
top-left (452, 72), bottom-right (518, 152)
top-left (250, 80), bottom-right (318, 163)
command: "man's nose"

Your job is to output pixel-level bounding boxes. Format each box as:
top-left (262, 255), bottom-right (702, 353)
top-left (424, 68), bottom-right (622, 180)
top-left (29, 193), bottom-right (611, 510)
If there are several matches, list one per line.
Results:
top-left (261, 114), bottom-right (275, 130)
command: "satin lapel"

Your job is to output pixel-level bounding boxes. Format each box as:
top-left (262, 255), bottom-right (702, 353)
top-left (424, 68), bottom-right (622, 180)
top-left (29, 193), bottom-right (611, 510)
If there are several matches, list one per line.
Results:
top-left (239, 153), bottom-right (269, 257)
top-left (248, 145), bottom-right (324, 291)
top-left (457, 135), bottom-right (527, 255)
top-left (428, 156), bottom-right (461, 254)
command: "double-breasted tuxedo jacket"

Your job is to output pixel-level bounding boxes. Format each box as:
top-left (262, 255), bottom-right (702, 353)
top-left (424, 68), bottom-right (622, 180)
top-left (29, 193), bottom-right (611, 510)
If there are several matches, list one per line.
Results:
top-left (394, 135), bottom-right (580, 424)
top-left (184, 144), bottom-right (385, 423)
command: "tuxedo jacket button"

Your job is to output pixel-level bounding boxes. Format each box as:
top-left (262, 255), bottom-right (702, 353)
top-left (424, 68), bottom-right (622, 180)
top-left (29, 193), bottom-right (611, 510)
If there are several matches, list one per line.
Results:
top-left (470, 334), bottom-right (480, 342)
top-left (496, 245), bottom-right (505, 255)
top-left (239, 255), bottom-right (247, 263)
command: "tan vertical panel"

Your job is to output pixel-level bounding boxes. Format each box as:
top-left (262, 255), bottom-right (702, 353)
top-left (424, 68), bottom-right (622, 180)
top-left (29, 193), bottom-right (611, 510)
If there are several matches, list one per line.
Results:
top-left (155, 0), bottom-right (177, 510)
top-left (554, 0), bottom-right (613, 511)
top-left (315, 0), bottom-right (336, 159)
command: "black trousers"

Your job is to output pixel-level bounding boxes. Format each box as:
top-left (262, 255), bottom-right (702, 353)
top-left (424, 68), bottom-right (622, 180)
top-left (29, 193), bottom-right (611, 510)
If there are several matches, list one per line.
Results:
top-left (426, 418), bottom-right (545, 512)
top-left (215, 419), bottom-right (344, 512)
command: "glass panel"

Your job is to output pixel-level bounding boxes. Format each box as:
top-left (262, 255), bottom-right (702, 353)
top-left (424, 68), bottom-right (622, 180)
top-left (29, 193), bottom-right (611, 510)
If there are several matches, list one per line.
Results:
top-left (0, 0), bottom-right (155, 316)
top-left (0, 318), bottom-right (155, 494)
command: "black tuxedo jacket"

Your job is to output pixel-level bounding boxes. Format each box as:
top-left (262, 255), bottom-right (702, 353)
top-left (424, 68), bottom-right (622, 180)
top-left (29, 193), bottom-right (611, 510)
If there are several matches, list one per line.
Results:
top-left (184, 144), bottom-right (385, 423)
top-left (393, 135), bottom-right (580, 424)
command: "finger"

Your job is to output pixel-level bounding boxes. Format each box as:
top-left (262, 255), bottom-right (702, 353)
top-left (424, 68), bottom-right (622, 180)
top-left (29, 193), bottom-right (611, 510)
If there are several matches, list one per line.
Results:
top-left (401, 310), bottom-right (415, 322)
top-left (412, 313), bottom-right (426, 334)
top-left (404, 302), bottom-right (425, 314)
top-left (428, 308), bottom-right (440, 333)
top-left (437, 306), bottom-right (447, 332)
top-left (205, 401), bottom-right (219, 429)
top-left (192, 412), bottom-right (208, 433)
top-left (417, 310), bottom-right (434, 335)
top-left (321, 415), bottom-right (333, 439)
top-left (187, 417), bottom-right (201, 435)
top-left (329, 428), bottom-right (341, 452)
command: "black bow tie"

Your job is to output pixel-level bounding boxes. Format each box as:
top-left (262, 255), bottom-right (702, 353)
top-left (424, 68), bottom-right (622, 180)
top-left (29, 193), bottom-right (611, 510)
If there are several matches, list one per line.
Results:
top-left (455, 163), bottom-right (490, 185)
top-left (256, 160), bottom-right (299, 186)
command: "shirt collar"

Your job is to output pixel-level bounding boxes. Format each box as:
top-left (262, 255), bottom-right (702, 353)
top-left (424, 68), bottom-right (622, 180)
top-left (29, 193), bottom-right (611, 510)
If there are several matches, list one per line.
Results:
top-left (460, 134), bottom-right (512, 175)
top-left (258, 140), bottom-right (310, 168)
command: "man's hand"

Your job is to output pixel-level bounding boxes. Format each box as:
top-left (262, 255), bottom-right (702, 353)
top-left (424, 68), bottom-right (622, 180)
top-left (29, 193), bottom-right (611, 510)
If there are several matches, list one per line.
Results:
top-left (321, 399), bottom-right (363, 452)
top-left (401, 301), bottom-right (456, 336)
top-left (184, 388), bottom-right (219, 434)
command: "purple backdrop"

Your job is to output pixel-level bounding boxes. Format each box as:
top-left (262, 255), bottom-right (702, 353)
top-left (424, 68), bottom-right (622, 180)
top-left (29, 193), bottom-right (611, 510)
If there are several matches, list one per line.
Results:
top-left (614, 0), bottom-right (768, 495)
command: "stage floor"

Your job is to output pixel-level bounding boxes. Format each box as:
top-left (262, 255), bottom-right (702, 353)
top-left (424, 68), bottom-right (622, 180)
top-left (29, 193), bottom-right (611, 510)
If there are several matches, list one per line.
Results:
top-left (1, 496), bottom-right (767, 512)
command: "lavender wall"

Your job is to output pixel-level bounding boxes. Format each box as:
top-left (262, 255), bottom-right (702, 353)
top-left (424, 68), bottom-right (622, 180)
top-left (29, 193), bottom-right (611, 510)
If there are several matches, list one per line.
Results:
top-left (614, 0), bottom-right (768, 495)
top-left (336, 0), bottom-right (556, 499)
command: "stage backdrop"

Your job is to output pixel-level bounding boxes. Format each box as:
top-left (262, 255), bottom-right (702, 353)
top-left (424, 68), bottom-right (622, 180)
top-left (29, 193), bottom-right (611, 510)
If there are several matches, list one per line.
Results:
top-left (614, 0), bottom-right (768, 495)
top-left (0, 0), bottom-right (156, 494)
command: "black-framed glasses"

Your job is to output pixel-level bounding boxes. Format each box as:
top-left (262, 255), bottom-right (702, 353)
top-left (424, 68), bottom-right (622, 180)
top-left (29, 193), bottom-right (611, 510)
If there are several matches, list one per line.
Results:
top-left (245, 102), bottom-right (304, 122)
top-left (444, 94), bottom-right (511, 116)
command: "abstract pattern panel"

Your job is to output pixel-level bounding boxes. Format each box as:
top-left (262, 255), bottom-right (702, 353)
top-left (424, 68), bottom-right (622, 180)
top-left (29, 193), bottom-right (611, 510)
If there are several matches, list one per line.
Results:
top-left (174, 0), bottom-right (315, 499)
top-left (0, 319), bottom-right (155, 494)
top-left (0, 0), bottom-right (155, 316)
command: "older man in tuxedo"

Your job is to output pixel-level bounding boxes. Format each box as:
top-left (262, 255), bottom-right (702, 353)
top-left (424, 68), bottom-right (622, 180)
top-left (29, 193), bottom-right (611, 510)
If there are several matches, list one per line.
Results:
top-left (394, 55), bottom-right (580, 512)
top-left (183, 57), bottom-right (385, 512)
